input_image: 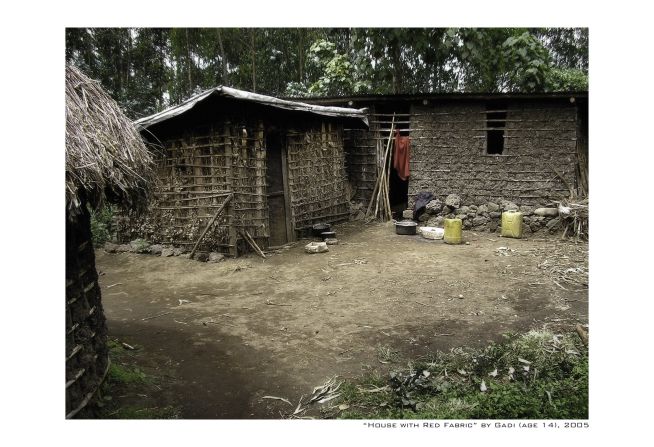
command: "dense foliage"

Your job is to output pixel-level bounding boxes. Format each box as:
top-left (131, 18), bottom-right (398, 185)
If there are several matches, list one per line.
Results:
top-left (336, 330), bottom-right (588, 419)
top-left (66, 28), bottom-right (588, 119)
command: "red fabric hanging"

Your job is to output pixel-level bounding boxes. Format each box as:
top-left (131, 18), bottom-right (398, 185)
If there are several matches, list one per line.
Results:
top-left (393, 130), bottom-right (411, 181)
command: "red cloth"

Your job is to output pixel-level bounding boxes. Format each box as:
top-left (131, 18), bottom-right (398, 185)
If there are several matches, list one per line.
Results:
top-left (393, 130), bottom-right (411, 181)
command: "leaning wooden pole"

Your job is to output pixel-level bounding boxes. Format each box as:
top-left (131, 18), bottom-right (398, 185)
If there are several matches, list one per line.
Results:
top-left (189, 193), bottom-right (233, 258)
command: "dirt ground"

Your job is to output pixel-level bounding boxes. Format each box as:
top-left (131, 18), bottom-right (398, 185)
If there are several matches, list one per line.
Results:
top-left (96, 221), bottom-right (588, 419)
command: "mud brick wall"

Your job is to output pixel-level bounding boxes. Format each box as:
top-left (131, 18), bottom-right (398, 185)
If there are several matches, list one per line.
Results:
top-left (66, 205), bottom-right (109, 418)
top-left (286, 123), bottom-right (349, 230)
top-left (408, 101), bottom-right (578, 208)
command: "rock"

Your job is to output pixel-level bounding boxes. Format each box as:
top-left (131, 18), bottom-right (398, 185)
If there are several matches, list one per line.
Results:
top-left (455, 214), bottom-right (467, 221)
top-left (520, 205), bottom-right (534, 216)
top-left (445, 213), bottom-right (455, 219)
top-left (472, 216), bottom-right (488, 227)
top-left (463, 219), bottom-right (472, 229)
top-left (488, 220), bottom-right (499, 232)
top-left (487, 202), bottom-right (500, 212)
top-left (469, 205), bottom-right (478, 212)
top-left (305, 242), bottom-right (329, 254)
top-left (427, 216), bottom-right (444, 227)
top-left (150, 244), bottom-right (163, 255)
top-left (445, 194), bottom-right (461, 209)
top-left (425, 199), bottom-right (443, 215)
top-left (325, 238), bottom-right (339, 245)
top-left (489, 211), bottom-right (501, 218)
top-left (441, 205), bottom-right (453, 215)
top-left (534, 207), bottom-right (559, 217)
top-left (522, 216), bottom-right (532, 224)
top-left (402, 209), bottom-right (414, 219)
top-left (173, 247), bottom-right (185, 256)
top-left (546, 218), bottom-right (560, 230)
top-left (104, 242), bottom-right (118, 253)
top-left (130, 239), bottom-right (151, 253)
top-left (161, 248), bottom-right (175, 257)
top-left (193, 252), bottom-right (209, 262)
top-left (116, 244), bottom-right (131, 253)
top-left (522, 224), bottom-right (532, 234)
top-left (458, 206), bottom-right (470, 215)
top-left (501, 201), bottom-right (519, 212)
top-left (530, 223), bottom-right (541, 233)
top-left (467, 213), bottom-right (476, 219)
top-left (477, 204), bottom-right (488, 214)
top-left (209, 252), bottom-right (225, 262)
top-left (418, 212), bottom-right (430, 222)
top-left (180, 253), bottom-right (192, 259)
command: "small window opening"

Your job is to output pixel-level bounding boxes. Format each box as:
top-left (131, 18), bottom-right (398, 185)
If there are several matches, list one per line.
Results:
top-left (486, 101), bottom-right (507, 155)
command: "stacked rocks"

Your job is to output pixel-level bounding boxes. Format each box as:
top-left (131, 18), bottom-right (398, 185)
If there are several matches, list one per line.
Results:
top-left (104, 240), bottom-right (226, 262)
top-left (405, 194), bottom-right (564, 234)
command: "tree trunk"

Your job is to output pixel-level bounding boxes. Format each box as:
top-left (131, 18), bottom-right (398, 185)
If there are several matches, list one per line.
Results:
top-left (185, 28), bottom-right (193, 93)
top-left (250, 30), bottom-right (256, 92)
top-left (216, 28), bottom-right (229, 85)
top-left (298, 29), bottom-right (304, 83)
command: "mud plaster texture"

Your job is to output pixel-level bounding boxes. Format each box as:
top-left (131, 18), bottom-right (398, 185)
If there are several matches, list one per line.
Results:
top-left (408, 101), bottom-right (578, 207)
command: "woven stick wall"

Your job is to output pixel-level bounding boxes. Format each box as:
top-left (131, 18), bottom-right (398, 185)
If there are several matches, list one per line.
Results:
top-left (342, 105), bottom-right (380, 204)
top-left (286, 122), bottom-right (349, 230)
top-left (120, 122), bottom-right (268, 255)
top-left (66, 205), bottom-right (110, 418)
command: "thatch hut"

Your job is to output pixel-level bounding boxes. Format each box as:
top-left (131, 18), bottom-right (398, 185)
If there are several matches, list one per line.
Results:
top-left (118, 87), bottom-right (368, 256)
top-left (65, 65), bottom-right (154, 418)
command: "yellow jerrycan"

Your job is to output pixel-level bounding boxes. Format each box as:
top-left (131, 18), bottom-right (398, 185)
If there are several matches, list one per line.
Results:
top-left (501, 211), bottom-right (523, 238)
top-left (444, 218), bottom-right (463, 244)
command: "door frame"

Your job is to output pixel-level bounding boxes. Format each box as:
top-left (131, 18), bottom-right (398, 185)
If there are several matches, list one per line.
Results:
top-left (279, 135), bottom-right (295, 243)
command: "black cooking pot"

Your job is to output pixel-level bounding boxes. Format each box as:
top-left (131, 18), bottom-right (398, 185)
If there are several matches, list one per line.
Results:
top-left (395, 221), bottom-right (417, 235)
top-left (312, 223), bottom-right (331, 237)
top-left (320, 231), bottom-right (336, 240)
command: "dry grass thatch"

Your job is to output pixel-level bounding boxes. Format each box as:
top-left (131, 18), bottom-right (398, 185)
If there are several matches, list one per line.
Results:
top-left (66, 65), bottom-right (155, 216)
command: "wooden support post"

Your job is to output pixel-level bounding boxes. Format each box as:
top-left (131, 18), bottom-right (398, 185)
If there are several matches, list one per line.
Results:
top-left (224, 124), bottom-right (238, 257)
top-left (189, 193), bottom-right (233, 258)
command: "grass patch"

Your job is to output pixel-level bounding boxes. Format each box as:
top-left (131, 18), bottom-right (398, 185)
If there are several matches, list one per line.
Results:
top-left (336, 330), bottom-right (588, 419)
top-left (95, 339), bottom-right (181, 419)
top-left (105, 405), bottom-right (181, 419)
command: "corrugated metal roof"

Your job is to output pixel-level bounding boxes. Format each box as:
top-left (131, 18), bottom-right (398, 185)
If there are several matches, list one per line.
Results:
top-left (134, 86), bottom-right (369, 129)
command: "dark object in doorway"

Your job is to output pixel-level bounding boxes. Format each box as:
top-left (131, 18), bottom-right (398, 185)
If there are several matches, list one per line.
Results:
top-left (413, 191), bottom-right (434, 220)
top-left (312, 223), bottom-right (331, 237)
top-left (320, 231), bottom-right (336, 240)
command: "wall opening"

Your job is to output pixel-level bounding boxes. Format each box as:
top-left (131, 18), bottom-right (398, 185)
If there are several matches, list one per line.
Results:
top-left (265, 131), bottom-right (289, 247)
top-left (375, 102), bottom-right (410, 218)
top-left (486, 101), bottom-right (507, 155)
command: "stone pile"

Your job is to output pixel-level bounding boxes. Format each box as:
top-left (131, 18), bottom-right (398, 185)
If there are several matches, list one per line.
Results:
top-left (104, 240), bottom-right (225, 263)
top-left (410, 194), bottom-right (564, 234)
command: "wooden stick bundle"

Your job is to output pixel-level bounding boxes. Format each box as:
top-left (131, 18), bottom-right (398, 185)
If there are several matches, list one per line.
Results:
top-left (365, 114), bottom-right (396, 221)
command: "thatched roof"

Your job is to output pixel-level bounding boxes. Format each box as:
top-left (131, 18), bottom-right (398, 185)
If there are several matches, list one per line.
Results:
top-left (65, 65), bottom-right (154, 216)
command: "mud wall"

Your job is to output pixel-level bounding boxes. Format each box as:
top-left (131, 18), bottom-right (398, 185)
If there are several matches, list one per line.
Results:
top-left (408, 100), bottom-right (578, 208)
top-left (66, 204), bottom-right (109, 418)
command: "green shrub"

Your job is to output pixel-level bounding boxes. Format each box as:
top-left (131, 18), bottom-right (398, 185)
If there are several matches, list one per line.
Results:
top-left (89, 205), bottom-right (114, 247)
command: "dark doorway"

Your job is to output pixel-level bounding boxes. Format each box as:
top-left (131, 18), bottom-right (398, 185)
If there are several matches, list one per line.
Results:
top-left (266, 132), bottom-right (289, 247)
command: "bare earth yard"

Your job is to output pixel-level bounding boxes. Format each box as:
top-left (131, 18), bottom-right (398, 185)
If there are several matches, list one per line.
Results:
top-left (96, 221), bottom-right (588, 418)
